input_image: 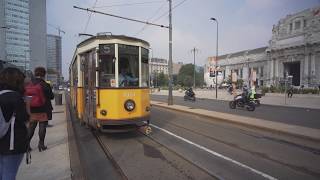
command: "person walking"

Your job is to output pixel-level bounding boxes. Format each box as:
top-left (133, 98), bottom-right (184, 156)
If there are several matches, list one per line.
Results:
top-left (0, 67), bottom-right (30, 180)
top-left (26, 67), bottom-right (54, 152)
top-left (287, 86), bottom-right (293, 98)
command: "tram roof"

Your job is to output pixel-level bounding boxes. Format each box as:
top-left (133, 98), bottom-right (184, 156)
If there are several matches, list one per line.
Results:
top-left (77, 35), bottom-right (150, 48)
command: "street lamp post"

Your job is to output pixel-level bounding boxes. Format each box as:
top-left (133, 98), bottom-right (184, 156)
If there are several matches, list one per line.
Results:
top-left (210, 17), bottom-right (219, 99)
top-left (168, 0), bottom-right (173, 105)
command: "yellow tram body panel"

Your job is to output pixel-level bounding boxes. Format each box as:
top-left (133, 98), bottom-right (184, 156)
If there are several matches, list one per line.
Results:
top-left (77, 87), bottom-right (85, 119)
top-left (97, 88), bottom-right (150, 120)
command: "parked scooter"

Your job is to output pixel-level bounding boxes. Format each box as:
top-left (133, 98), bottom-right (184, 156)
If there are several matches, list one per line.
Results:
top-left (184, 88), bottom-right (196, 102)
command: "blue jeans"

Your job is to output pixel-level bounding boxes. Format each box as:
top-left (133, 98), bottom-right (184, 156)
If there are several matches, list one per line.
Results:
top-left (0, 154), bottom-right (24, 180)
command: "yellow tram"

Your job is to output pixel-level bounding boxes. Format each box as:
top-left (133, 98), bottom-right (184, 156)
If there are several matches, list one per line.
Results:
top-left (69, 34), bottom-right (151, 132)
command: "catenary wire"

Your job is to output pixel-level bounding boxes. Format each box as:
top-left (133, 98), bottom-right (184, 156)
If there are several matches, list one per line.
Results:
top-left (134, 1), bottom-right (167, 36)
top-left (135, 0), bottom-right (188, 36)
top-left (83, 0), bottom-right (99, 33)
top-left (94, 1), bottom-right (163, 9)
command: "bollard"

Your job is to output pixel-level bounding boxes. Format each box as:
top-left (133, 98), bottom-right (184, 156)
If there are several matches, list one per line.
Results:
top-left (54, 93), bottom-right (62, 105)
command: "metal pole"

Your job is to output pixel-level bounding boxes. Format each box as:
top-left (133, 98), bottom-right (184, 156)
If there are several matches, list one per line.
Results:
top-left (215, 20), bottom-right (218, 99)
top-left (193, 47), bottom-right (196, 88)
top-left (168, 0), bottom-right (173, 105)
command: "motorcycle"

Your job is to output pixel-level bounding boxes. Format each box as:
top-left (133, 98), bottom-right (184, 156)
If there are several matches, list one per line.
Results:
top-left (229, 93), bottom-right (255, 111)
top-left (184, 91), bottom-right (196, 102)
top-left (253, 93), bottom-right (261, 107)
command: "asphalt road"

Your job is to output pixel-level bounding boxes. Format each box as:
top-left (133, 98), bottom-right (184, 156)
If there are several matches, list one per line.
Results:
top-left (94, 107), bottom-right (320, 180)
top-left (149, 106), bottom-right (320, 180)
top-left (151, 95), bottom-right (320, 129)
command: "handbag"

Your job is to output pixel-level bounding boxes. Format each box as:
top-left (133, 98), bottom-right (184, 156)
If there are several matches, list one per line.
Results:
top-left (30, 113), bottom-right (48, 122)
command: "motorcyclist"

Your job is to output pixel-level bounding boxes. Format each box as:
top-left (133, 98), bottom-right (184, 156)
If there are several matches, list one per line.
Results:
top-left (249, 86), bottom-right (256, 100)
top-left (241, 85), bottom-right (250, 102)
top-left (185, 87), bottom-right (195, 97)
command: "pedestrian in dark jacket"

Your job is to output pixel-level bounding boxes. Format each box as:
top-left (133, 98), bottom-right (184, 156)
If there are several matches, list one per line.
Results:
top-left (0, 67), bottom-right (29, 180)
top-left (287, 86), bottom-right (293, 98)
top-left (27, 67), bottom-right (54, 152)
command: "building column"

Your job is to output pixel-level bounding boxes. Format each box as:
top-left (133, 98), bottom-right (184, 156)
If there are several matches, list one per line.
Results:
top-left (303, 53), bottom-right (309, 87)
top-left (275, 59), bottom-right (279, 79)
top-left (311, 54), bottom-right (316, 85)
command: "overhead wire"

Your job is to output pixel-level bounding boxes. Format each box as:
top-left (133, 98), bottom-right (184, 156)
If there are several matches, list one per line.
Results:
top-left (134, 0), bottom-right (188, 36)
top-left (83, 0), bottom-right (99, 33)
top-left (94, 1), bottom-right (163, 9)
top-left (134, 1), bottom-right (167, 36)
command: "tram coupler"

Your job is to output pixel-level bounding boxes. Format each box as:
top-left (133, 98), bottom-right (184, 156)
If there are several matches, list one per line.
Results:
top-left (139, 121), bottom-right (152, 135)
top-left (139, 125), bottom-right (152, 135)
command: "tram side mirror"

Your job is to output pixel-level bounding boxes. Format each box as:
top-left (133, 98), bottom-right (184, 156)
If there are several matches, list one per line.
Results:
top-left (112, 57), bottom-right (116, 63)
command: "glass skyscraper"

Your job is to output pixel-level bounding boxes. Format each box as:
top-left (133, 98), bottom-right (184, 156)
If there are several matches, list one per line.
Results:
top-left (47, 34), bottom-right (62, 87)
top-left (0, 0), bottom-right (46, 71)
top-left (1, 0), bottom-right (30, 70)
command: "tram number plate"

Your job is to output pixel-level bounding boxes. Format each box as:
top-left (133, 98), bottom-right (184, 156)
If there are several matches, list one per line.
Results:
top-left (123, 92), bottom-right (135, 97)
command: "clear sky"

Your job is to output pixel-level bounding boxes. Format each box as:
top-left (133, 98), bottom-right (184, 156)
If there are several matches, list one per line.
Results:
top-left (47, 0), bottom-right (320, 78)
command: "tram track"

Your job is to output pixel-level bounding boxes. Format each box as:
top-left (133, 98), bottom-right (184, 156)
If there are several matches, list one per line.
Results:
top-left (92, 130), bottom-right (129, 180)
top-left (139, 131), bottom-right (222, 180)
top-left (149, 106), bottom-right (320, 179)
top-left (94, 129), bottom-right (217, 180)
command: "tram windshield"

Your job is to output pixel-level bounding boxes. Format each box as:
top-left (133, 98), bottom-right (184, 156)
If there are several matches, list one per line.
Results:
top-left (99, 44), bottom-right (115, 87)
top-left (118, 44), bottom-right (139, 87)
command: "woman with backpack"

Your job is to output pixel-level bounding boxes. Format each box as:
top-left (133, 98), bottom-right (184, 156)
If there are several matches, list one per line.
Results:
top-left (0, 67), bottom-right (30, 180)
top-left (26, 67), bottom-right (54, 152)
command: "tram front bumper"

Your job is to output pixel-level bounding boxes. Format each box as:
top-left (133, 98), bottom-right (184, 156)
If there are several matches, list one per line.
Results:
top-left (97, 115), bottom-right (150, 132)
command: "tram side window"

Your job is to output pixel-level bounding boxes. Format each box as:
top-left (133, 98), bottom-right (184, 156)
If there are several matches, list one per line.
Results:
top-left (72, 59), bottom-right (78, 87)
top-left (118, 44), bottom-right (139, 87)
top-left (141, 48), bottom-right (149, 87)
top-left (99, 44), bottom-right (115, 87)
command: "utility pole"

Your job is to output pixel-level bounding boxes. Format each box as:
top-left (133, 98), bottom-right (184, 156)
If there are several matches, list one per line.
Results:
top-left (191, 47), bottom-right (199, 88)
top-left (168, 0), bottom-right (173, 105)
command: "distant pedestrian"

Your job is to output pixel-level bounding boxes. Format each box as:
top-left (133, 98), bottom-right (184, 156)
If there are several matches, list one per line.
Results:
top-left (287, 86), bottom-right (293, 98)
top-left (25, 67), bottom-right (54, 152)
top-left (0, 67), bottom-right (30, 180)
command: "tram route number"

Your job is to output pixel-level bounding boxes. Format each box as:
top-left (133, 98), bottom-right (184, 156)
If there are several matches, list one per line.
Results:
top-left (123, 92), bottom-right (136, 97)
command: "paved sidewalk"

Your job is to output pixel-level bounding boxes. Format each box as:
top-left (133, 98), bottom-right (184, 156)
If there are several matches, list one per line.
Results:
top-left (151, 100), bottom-right (320, 141)
top-left (151, 89), bottom-right (320, 109)
top-left (16, 104), bottom-right (71, 180)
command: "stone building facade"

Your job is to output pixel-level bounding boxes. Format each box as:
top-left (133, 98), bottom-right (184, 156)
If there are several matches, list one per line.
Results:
top-left (205, 6), bottom-right (320, 88)
top-left (268, 6), bottom-right (320, 87)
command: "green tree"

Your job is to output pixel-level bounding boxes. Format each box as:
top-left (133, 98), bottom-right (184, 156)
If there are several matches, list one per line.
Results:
top-left (177, 64), bottom-right (204, 87)
top-left (158, 72), bottom-right (168, 87)
top-left (177, 64), bottom-right (193, 87)
top-left (196, 67), bottom-right (204, 87)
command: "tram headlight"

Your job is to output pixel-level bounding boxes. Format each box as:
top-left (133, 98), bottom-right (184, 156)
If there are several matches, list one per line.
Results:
top-left (100, 109), bottom-right (107, 116)
top-left (124, 100), bottom-right (135, 112)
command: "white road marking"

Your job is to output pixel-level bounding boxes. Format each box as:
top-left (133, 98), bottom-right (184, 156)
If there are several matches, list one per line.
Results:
top-left (150, 124), bottom-right (278, 180)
